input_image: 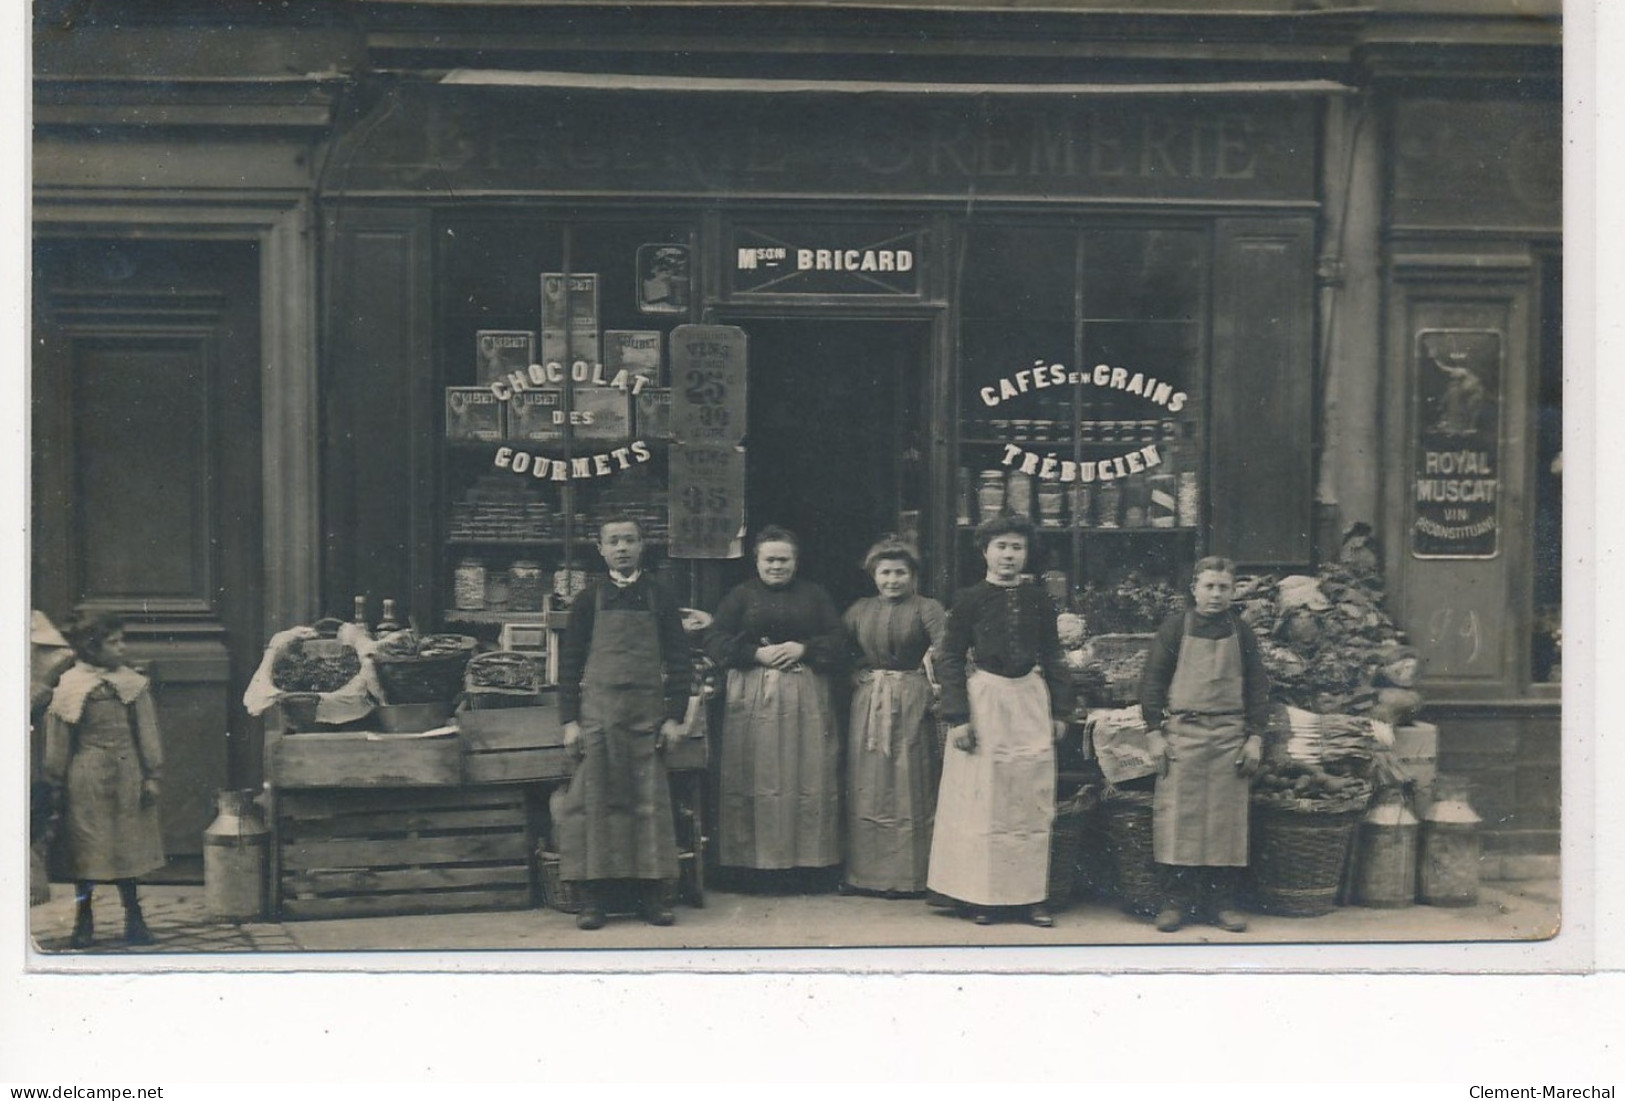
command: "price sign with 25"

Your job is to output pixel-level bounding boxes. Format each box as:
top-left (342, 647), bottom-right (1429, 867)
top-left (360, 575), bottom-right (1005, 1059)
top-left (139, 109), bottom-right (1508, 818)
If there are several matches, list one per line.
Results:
top-left (670, 324), bottom-right (747, 446)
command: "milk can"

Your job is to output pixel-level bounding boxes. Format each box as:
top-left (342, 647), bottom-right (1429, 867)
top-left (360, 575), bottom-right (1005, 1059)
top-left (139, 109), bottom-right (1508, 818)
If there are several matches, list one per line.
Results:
top-left (203, 789), bottom-right (269, 921)
top-left (1354, 788), bottom-right (1419, 908)
top-left (1419, 774), bottom-right (1482, 906)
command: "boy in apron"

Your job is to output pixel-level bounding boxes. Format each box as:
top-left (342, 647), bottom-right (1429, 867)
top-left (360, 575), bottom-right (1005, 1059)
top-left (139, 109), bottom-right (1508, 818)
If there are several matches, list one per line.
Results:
top-left (555, 517), bottom-right (693, 930)
top-left (1138, 557), bottom-right (1270, 933)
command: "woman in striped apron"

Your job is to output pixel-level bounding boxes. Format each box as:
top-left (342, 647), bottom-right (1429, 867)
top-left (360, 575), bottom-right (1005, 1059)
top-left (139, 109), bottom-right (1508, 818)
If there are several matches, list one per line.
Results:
top-left (841, 536), bottom-right (947, 897)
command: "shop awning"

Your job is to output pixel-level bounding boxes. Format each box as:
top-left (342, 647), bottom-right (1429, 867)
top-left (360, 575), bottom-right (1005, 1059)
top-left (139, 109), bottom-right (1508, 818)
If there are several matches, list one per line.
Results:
top-left (439, 69), bottom-right (1352, 95)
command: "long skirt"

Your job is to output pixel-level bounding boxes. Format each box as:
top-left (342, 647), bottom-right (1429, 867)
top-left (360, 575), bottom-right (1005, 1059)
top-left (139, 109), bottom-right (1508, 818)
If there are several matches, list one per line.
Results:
top-left (551, 688), bottom-right (679, 882)
top-left (718, 665), bottom-right (841, 870)
top-left (845, 669), bottom-right (935, 893)
top-left (1152, 713), bottom-right (1250, 867)
top-left (926, 669), bottom-right (1055, 907)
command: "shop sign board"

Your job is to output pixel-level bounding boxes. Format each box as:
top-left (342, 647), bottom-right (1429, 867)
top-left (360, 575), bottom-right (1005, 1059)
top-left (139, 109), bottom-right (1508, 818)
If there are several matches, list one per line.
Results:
top-left (333, 88), bottom-right (1318, 204)
top-left (638, 244), bottom-right (692, 314)
top-left (730, 224), bottom-right (922, 297)
top-left (669, 444), bottom-right (747, 559)
top-left (1410, 328), bottom-right (1503, 559)
top-left (669, 324), bottom-right (748, 446)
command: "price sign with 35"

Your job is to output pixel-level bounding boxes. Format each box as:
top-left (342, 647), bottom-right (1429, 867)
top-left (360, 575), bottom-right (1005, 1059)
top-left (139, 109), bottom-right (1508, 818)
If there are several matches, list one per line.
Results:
top-left (669, 444), bottom-right (747, 559)
top-left (670, 324), bottom-right (747, 446)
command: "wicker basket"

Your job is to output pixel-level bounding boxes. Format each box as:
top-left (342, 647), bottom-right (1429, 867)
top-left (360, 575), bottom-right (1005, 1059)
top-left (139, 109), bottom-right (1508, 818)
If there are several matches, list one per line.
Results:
top-left (1248, 805), bottom-right (1363, 917)
top-left (536, 850), bottom-right (584, 914)
top-left (463, 650), bottom-right (547, 709)
top-left (1046, 789), bottom-right (1098, 908)
top-left (1102, 790), bottom-right (1159, 916)
top-left (373, 636), bottom-right (477, 704)
top-left (536, 849), bottom-right (690, 915)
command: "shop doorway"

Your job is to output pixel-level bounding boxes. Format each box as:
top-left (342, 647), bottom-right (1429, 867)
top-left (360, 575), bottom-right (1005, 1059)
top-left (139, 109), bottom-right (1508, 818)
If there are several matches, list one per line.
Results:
top-left (32, 238), bottom-right (264, 858)
top-left (737, 318), bottom-right (928, 609)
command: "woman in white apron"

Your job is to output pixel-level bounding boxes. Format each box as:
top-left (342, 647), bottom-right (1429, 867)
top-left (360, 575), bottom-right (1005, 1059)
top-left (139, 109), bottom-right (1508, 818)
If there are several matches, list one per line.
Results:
top-left (928, 515), bottom-right (1073, 927)
top-left (841, 536), bottom-right (947, 897)
top-left (708, 526), bottom-right (846, 892)
top-left (1138, 556), bottom-right (1271, 933)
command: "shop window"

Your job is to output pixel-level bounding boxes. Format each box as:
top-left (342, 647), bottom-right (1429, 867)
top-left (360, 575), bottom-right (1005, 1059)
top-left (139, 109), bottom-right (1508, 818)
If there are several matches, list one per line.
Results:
top-left (435, 216), bottom-right (695, 654)
top-left (956, 223), bottom-right (1207, 598)
top-left (1531, 254), bottom-right (1562, 685)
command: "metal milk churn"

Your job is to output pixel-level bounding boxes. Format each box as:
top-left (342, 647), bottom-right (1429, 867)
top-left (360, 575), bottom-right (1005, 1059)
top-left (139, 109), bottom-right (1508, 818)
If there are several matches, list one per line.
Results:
top-left (204, 788), bottom-right (269, 921)
top-left (1354, 788), bottom-right (1419, 908)
top-left (1418, 774), bottom-right (1482, 907)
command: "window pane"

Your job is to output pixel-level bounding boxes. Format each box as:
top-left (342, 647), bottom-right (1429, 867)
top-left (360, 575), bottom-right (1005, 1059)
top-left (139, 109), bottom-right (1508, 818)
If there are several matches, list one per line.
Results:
top-left (961, 225), bottom-right (1075, 321)
top-left (1082, 228), bottom-right (1204, 320)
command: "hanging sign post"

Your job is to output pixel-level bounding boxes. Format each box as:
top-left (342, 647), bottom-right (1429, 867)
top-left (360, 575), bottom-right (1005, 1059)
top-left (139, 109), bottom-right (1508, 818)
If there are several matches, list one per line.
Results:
top-left (669, 324), bottom-right (748, 557)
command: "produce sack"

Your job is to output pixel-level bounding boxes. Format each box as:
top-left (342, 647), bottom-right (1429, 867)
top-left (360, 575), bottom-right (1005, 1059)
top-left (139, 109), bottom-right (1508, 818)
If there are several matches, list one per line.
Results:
top-left (1087, 706), bottom-right (1158, 785)
top-left (243, 621), bottom-right (380, 725)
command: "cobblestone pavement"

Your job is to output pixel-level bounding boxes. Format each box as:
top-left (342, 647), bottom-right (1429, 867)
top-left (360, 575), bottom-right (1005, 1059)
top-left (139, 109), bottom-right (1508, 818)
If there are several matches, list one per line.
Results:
top-left (28, 875), bottom-right (1562, 957)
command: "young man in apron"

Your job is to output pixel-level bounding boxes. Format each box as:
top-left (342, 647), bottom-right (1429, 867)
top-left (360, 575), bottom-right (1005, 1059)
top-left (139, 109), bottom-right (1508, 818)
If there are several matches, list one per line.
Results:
top-left (554, 517), bottom-right (693, 930)
top-left (1138, 556), bottom-right (1270, 933)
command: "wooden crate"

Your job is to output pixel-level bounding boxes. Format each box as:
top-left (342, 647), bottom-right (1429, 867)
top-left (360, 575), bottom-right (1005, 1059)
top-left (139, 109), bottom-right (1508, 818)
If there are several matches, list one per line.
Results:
top-left (272, 730), bottom-right (462, 788)
top-left (277, 786), bottom-right (537, 920)
top-left (457, 693), bottom-right (709, 784)
top-left (458, 701), bottom-right (570, 784)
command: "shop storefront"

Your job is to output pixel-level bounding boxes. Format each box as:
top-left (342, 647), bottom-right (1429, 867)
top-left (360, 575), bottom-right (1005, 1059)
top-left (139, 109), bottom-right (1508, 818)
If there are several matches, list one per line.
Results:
top-left (31, 1), bottom-right (1560, 868)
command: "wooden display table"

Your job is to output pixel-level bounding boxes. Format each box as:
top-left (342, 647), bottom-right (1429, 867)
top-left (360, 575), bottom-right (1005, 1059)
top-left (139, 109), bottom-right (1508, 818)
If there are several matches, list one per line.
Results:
top-left (265, 695), bottom-right (710, 919)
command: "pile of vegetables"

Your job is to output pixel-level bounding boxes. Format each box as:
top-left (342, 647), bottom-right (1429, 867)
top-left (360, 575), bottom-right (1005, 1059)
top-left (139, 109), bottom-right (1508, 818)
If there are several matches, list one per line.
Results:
top-left (271, 639), bottom-right (362, 694)
top-left (1072, 575), bottom-right (1186, 636)
top-left (375, 630), bottom-right (473, 661)
top-left (1234, 563), bottom-right (1420, 720)
top-left (1251, 759), bottom-right (1374, 814)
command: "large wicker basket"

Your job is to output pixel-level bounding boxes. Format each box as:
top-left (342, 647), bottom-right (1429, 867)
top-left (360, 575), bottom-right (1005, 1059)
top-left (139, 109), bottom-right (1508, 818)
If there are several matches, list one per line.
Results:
top-left (1248, 805), bottom-right (1363, 917)
top-left (1102, 789), bottom-right (1159, 916)
top-left (372, 635), bottom-right (477, 704)
top-left (1046, 789), bottom-right (1098, 908)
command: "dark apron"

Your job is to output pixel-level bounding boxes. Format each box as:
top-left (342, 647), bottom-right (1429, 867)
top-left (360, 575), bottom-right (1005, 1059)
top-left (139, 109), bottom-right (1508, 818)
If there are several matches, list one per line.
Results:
top-left (551, 585), bottom-right (679, 882)
top-left (1152, 614), bottom-right (1251, 867)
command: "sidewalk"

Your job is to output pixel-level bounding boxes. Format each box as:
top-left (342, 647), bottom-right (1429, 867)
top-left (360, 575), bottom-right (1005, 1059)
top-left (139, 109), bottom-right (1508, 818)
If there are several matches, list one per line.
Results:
top-left (27, 875), bottom-right (1561, 956)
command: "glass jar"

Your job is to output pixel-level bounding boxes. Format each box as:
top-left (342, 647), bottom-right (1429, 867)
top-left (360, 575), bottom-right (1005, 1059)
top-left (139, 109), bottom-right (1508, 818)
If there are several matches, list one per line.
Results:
top-left (976, 470), bottom-right (1006, 520)
top-left (1037, 480), bottom-right (1065, 528)
top-left (453, 558), bottom-right (487, 612)
top-left (508, 560), bottom-right (545, 613)
top-left (1005, 470), bottom-right (1033, 518)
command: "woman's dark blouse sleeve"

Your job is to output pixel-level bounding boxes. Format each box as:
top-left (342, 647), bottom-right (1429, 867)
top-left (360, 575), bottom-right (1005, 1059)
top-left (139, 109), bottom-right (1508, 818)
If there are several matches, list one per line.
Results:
top-left (706, 584), bottom-right (756, 669)
top-left (797, 582), bottom-right (847, 673)
top-left (935, 587), bottom-right (976, 724)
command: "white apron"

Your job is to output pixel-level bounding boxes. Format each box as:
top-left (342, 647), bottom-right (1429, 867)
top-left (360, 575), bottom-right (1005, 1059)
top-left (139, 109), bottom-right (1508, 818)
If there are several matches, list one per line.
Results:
top-left (927, 668), bottom-right (1055, 906)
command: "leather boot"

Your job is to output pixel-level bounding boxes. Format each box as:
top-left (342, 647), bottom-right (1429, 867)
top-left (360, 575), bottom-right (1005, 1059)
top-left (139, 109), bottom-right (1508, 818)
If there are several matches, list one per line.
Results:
top-left (574, 883), bottom-right (606, 931)
top-left (70, 892), bottom-right (94, 950)
top-left (118, 880), bottom-right (156, 946)
top-left (640, 881), bottom-right (675, 927)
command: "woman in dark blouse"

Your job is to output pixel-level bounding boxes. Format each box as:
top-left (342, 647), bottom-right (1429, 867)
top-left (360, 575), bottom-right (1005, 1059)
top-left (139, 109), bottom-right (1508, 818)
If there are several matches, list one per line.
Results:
top-left (928, 514), bottom-right (1073, 927)
top-left (707, 525), bottom-right (846, 889)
